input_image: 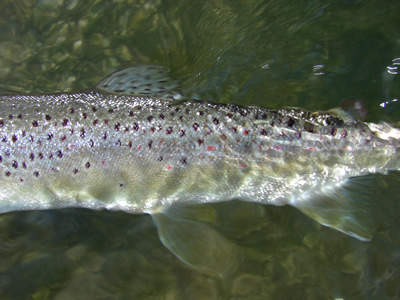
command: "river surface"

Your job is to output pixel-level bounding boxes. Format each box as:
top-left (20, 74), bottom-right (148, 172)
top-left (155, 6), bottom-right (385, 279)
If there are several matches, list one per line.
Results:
top-left (0, 0), bottom-right (400, 299)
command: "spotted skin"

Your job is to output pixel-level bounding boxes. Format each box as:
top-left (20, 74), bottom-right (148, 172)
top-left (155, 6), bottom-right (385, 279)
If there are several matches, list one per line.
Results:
top-left (0, 90), bottom-right (399, 217)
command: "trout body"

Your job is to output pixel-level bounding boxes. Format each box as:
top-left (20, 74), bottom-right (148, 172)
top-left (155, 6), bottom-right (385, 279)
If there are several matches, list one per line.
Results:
top-left (0, 66), bottom-right (399, 271)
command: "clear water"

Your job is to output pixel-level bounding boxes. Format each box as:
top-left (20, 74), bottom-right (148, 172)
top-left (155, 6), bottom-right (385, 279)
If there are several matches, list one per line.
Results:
top-left (0, 0), bottom-right (400, 299)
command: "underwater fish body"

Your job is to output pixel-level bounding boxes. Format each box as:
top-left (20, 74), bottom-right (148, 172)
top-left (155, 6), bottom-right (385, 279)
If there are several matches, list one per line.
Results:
top-left (0, 66), bottom-right (399, 272)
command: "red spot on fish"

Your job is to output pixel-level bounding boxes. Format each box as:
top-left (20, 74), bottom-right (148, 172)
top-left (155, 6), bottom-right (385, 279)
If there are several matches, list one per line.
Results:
top-left (207, 146), bottom-right (216, 151)
top-left (101, 160), bottom-right (107, 166)
top-left (240, 163), bottom-right (247, 168)
top-left (137, 145), bottom-right (141, 150)
top-left (167, 164), bottom-right (172, 170)
top-left (243, 130), bottom-right (250, 135)
top-left (307, 147), bottom-right (316, 151)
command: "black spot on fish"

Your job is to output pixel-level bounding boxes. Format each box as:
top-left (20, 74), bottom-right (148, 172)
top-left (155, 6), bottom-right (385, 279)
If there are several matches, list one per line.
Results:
top-left (151, 127), bottom-right (156, 133)
top-left (232, 127), bottom-right (237, 133)
top-left (4, 150), bottom-right (10, 156)
top-left (8, 114), bottom-right (13, 120)
top-left (128, 141), bottom-right (132, 148)
top-left (260, 129), bottom-right (268, 136)
top-left (213, 118), bottom-right (219, 125)
top-left (5, 171), bottom-right (11, 177)
top-left (12, 135), bottom-right (17, 143)
top-left (32, 120), bottom-right (39, 127)
top-left (294, 132), bottom-right (301, 139)
top-left (0, 155), bottom-right (2, 162)
top-left (175, 108), bottom-right (180, 112)
top-left (56, 150), bottom-right (63, 158)
top-left (198, 138), bottom-right (204, 146)
top-left (159, 114), bottom-right (165, 120)
top-left (116, 139), bottom-right (121, 146)
top-left (341, 129), bottom-right (347, 138)
top-left (73, 168), bottom-right (79, 174)
top-left (205, 128), bottom-right (213, 136)
top-left (12, 160), bottom-right (18, 168)
top-left (29, 135), bottom-right (34, 142)
top-left (197, 111), bottom-right (204, 116)
top-left (70, 129), bottom-right (74, 136)
top-left (147, 116), bottom-right (154, 123)
top-left (135, 106), bottom-right (142, 111)
top-left (178, 129), bottom-right (185, 137)
top-left (48, 153), bottom-right (53, 159)
top-left (92, 106), bottom-right (97, 112)
top-left (93, 119), bottom-right (99, 126)
top-left (22, 162), bottom-right (27, 169)
top-left (47, 133), bottom-right (53, 141)
top-left (157, 156), bottom-right (163, 161)
top-left (62, 119), bottom-right (69, 126)
top-left (18, 114), bottom-right (22, 119)
top-left (82, 113), bottom-right (88, 119)
top-left (240, 111), bottom-right (247, 117)
top-left (85, 162), bottom-right (90, 168)
top-left (181, 157), bottom-right (187, 165)
top-left (220, 134), bottom-right (227, 140)
top-left (179, 116), bottom-right (184, 122)
top-left (89, 139), bottom-right (94, 148)
top-left (287, 118), bottom-right (295, 128)
top-left (133, 123), bottom-right (139, 131)
top-left (305, 123), bottom-right (315, 133)
top-left (33, 171), bottom-right (39, 177)
top-left (148, 140), bottom-right (153, 149)
top-left (331, 127), bottom-right (337, 136)
top-left (226, 113), bottom-right (233, 119)
top-left (22, 131), bottom-right (26, 137)
top-left (104, 120), bottom-right (109, 125)
top-left (166, 127), bottom-right (173, 134)
top-left (129, 111), bottom-right (134, 117)
top-left (185, 108), bottom-right (190, 114)
top-left (60, 135), bottom-right (67, 142)
top-left (108, 109), bottom-right (114, 113)
top-left (114, 123), bottom-right (120, 131)
top-left (193, 123), bottom-right (199, 131)
top-left (103, 132), bottom-right (108, 140)
top-left (80, 128), bottom-right (85, 138)
top-left (70, 108), bottom-right (75, 114)
top-left (0, 120), bottom-right (3, 127)
top-left (38, 153), bottom-right (44, 160)
top-left (30, 153), bottom-right (35, 161)
top-left (2, 136), bottom-right (7, 143)
top-left (45, 115), bottom-right (52, 121)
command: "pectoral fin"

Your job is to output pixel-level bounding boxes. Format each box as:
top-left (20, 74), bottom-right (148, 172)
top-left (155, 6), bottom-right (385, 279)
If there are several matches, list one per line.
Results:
top-left (291, 175), bottom-right (378, 241)
top-left (151, 204), bottom-right (244, 276)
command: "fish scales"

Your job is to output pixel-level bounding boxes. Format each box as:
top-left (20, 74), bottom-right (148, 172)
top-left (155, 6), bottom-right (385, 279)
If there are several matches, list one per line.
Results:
top-left (0, 91), bottom-right (398, 215)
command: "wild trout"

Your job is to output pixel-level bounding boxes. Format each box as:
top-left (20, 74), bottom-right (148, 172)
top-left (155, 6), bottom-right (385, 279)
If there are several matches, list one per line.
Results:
top-left (0, 66), bottom-right (399, 272)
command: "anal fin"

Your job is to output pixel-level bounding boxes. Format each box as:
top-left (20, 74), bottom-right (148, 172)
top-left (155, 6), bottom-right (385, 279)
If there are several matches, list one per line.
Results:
top-left (291, 175), bottom-right (378, 241)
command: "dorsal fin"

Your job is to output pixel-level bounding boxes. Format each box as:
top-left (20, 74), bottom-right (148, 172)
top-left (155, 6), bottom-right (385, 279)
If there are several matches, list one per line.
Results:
top-left (94, 65), bottom-right (184, 100)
